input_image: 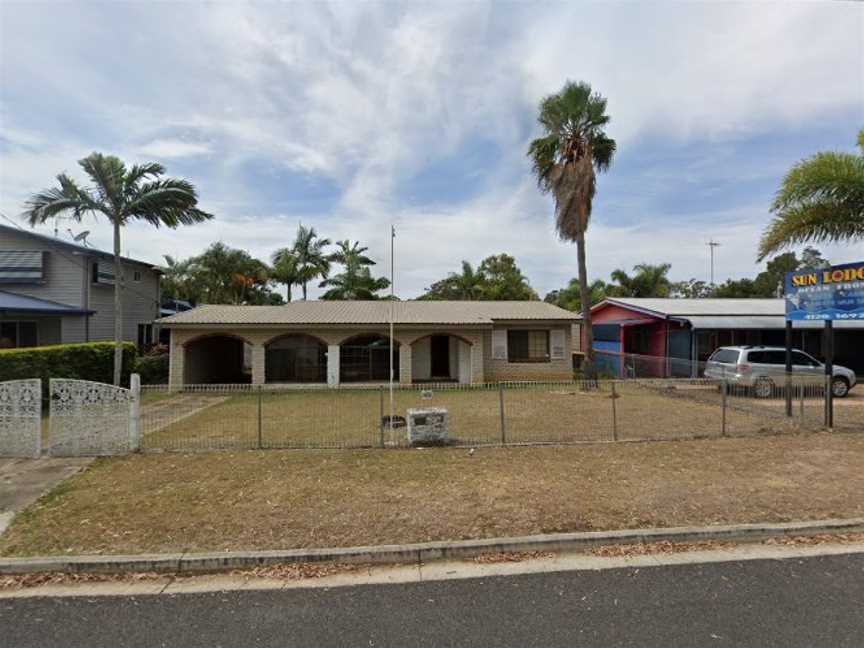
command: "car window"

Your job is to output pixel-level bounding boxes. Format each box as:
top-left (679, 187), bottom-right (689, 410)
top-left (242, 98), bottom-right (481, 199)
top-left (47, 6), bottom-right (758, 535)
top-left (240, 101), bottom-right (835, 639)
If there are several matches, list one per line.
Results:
top-left (709, 349), bottom-right (739, 364)
top-left (792, 351), bottom-right (819, 367)
top-left (765, 351), bottom-right (787, 365)
top-left (747, 351), bottom-right (766, 363)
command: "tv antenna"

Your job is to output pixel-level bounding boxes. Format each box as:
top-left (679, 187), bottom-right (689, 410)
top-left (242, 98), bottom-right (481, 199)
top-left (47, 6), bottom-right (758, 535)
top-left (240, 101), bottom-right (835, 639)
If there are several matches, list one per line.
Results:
top-left (706, 239), bottom-right (721, 285)
top-left (69, 229), bottom-right (91, 247)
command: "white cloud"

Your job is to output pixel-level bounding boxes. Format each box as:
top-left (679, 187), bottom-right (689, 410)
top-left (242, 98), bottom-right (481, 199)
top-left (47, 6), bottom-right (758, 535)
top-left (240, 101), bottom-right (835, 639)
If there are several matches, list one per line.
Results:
top-left (138, 139), bottom-right (211, 159)
top-left (1, 1), bottom-right (862, 300)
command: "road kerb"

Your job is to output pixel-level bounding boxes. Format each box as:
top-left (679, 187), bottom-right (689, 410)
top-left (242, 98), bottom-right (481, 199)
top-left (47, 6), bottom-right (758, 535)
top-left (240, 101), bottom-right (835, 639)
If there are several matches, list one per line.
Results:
top-left (1, 517), bottom-right (863, 576)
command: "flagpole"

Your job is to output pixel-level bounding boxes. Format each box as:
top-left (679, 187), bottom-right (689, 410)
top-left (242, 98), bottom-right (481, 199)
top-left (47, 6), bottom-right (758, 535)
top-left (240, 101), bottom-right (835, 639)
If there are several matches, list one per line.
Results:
top-left (389, 225), bottom-right (395, 440)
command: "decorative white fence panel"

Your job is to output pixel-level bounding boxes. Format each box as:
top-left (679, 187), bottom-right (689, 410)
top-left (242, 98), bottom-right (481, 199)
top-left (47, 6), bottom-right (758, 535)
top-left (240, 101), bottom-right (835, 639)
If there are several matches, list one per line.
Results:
top-left (49, 379), bottom-right (138, 457)
top-left (0, 379), bottom-right (42, 458)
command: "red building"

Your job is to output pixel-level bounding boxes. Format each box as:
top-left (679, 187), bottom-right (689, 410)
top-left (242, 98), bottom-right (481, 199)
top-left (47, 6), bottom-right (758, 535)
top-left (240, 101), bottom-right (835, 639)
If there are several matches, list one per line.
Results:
top-left (586, 298), bottom-right (864, 377)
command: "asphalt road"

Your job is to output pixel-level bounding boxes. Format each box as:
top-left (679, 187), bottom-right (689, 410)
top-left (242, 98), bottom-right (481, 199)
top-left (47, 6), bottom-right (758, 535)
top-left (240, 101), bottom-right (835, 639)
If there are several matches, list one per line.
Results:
top-left (2, 553), bottom-right (863, 647)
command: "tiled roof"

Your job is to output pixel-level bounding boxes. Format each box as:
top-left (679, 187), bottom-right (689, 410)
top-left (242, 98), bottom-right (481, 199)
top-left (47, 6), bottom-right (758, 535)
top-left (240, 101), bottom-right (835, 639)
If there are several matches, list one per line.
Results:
top-left (158, 300), bottom-right (578, 326)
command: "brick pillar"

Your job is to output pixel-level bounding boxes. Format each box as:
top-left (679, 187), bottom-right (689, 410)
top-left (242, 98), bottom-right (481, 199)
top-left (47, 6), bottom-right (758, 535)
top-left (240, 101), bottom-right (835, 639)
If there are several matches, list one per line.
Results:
top-left (251, 344), bottom-right (266, 385)
top-left (399, 343), bottom-right (412, 384)
top-left (327, 345), bottom-right (340, 387)
top-left (168, 332), bottom-right (184, 390)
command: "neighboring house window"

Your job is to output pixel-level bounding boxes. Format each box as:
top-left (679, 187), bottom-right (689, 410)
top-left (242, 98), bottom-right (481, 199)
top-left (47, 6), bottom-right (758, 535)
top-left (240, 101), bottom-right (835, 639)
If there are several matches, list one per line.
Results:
top-left (92, 261), bottom-right (115, 285)
top-left (507, 330), bottom-right (549, 363)
top-left (133, 270), bottom-right (142, 282)
top-left (0, 322), bottom-right (37, 349)
top-left (0, 251), bottom-right (44, 284)
top-left (137, 323), bottom-right (153, 350)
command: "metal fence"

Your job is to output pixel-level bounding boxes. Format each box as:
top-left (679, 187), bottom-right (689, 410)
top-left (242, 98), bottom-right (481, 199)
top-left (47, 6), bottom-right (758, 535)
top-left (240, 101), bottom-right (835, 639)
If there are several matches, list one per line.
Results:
top-left (139, 376), bottom-right (861, 452)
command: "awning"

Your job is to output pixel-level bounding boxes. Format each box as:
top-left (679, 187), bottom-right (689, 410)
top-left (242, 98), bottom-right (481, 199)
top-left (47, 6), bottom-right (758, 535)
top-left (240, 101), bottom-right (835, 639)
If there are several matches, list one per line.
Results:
top-left (0, 290), bottom-right (93, 315)
top-left (596, 318), bottom-right (658, 327)
top-left (683, 315), bottom-right (864, 330)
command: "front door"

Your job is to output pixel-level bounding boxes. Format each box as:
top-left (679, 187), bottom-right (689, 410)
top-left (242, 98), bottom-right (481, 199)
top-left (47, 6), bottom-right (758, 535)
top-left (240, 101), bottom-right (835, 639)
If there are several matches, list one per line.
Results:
top-left (430, 335), bottom-right (450, 378)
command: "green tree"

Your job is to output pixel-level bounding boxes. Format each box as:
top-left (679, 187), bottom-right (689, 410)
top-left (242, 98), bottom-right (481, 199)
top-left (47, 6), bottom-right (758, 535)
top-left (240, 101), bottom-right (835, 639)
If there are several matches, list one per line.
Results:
top-left (23, 153), bottom-right (213, 385)
top-left (420, 261), bottom-right (486, 300)
top-left (477, 254), bottom-right (539, 300)
top-left (271, 247), bottom-right (299, 302)
top-left (319, 266), bottom-right (390, 300)
top-left (608, 263), bottom-right (672, 298)
top-left (328, 240), bottom-right (375, 269)
top-left (758, 129), bottom-right (864, 260)
top-left (191, 242), bottom-right (280, 305)
top-left (544, 278), bottom-right (609, 312)
top-left (670, 278), bottom-right (714, 298)
top-left (528, 80), bottom-right (616, 375)
top-left (160, 254), bottom-right (201, 304)
top-left (291, 224), bottom-right (331, 300)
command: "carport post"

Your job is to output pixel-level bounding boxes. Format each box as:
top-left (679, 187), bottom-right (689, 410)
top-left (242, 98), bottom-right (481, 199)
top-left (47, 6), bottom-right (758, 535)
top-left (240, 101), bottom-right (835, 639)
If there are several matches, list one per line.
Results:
top-left (784, 320), bottom-right (793, 417)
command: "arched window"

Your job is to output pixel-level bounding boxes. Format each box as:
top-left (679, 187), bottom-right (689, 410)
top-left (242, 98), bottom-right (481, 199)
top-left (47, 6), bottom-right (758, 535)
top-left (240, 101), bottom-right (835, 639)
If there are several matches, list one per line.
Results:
top-left (266, 335), bottom-right (327, 383)
top-left (340, 334), bottom-right (399, 383)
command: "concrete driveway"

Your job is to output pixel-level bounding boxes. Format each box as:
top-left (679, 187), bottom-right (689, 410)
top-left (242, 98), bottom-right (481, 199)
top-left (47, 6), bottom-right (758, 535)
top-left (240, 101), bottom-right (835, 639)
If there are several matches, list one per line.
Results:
top-left (0, 457), bottom-right (92, 535)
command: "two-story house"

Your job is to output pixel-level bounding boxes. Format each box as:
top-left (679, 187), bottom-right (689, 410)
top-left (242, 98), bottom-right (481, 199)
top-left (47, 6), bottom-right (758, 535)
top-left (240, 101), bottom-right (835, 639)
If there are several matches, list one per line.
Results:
top-left (0, 223), bottom-right (161, 349)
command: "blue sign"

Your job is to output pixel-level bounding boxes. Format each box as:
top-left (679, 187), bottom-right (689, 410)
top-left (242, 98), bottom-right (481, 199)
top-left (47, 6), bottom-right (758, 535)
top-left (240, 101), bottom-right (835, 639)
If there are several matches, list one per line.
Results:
top-left (785, 261), bottom-right (864, 321)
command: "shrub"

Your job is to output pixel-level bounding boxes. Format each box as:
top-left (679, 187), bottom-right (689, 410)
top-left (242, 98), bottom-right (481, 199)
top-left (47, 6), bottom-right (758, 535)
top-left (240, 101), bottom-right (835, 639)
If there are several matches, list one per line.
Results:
top-left (137, 345), bottom-right (169, 385)
top-left (0, 341), bottom-right (138, 389)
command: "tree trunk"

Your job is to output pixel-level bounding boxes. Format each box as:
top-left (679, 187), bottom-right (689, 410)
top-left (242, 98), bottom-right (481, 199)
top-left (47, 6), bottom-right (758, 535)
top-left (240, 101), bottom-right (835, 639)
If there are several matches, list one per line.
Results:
top-left (112, 220), bottom-right (124, 386)
top-left (575, 228), bottom-right (594, 379)
top-left (286, 283), bottom-right (292, 302)
top-left (302, 281), bottom-right (308, 300)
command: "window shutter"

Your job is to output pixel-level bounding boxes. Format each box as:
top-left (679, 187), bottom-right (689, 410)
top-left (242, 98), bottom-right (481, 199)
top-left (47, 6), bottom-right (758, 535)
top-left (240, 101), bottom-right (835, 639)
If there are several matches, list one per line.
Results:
top-left (550, 329), bottom-right (566, 360)
top-left (0, 251), bottom-right (44, 284)
top-left (95, 261), bottom-right (115, 285)
top-left (492, 329), bottom-right (507, 360)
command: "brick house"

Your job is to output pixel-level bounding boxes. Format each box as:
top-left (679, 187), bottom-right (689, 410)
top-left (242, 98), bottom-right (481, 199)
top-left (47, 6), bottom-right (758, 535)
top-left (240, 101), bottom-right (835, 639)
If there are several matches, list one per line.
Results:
top-left (158, 301), bottom-right (577, 386)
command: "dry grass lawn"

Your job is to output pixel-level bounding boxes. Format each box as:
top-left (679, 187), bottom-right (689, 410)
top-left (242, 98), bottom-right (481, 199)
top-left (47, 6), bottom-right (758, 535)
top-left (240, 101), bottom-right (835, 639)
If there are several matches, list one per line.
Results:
top-left (2, 433), bottom-right (863, 557)
top-left (140, 382), bottom-right (799, 451)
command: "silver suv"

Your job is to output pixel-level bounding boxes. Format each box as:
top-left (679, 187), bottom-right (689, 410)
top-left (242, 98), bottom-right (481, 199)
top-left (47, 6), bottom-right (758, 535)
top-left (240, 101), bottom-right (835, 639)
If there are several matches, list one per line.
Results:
top-left (704, 346), bottom-right (857, 398)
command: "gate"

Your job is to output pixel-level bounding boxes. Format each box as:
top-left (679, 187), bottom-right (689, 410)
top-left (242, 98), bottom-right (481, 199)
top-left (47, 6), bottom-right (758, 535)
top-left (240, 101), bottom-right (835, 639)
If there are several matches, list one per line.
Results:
top-left (49, 378), bottom-right (140, 457)
top-left (0, 379), bottom-right (42, 458)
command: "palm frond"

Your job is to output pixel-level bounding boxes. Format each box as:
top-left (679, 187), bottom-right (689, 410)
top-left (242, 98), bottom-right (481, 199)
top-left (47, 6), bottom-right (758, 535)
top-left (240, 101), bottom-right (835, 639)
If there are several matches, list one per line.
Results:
top-left (79, 153), bottom-right (126, 208)
top-left (22, 173), bottom-right (103, 225)
top-left (125, 179), bottom-right (213, 227)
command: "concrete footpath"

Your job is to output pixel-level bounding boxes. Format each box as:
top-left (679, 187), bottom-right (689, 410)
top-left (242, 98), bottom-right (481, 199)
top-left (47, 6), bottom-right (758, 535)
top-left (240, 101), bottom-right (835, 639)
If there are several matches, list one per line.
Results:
top-left (0, 457), bottom-right (92, 535)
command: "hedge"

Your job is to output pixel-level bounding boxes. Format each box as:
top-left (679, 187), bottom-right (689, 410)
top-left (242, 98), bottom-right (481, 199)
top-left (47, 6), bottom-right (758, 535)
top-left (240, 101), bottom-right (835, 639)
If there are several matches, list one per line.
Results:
top-left (0, 341), bottom-right (138, 389)
top-left (137, 352), bottom-right (169, 385)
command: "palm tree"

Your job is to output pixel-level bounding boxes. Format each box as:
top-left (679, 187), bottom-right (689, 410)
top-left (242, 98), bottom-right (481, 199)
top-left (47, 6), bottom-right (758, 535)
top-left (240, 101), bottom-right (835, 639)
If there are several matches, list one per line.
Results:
top-left (528, 81), bottom-right (616, 376)
top-left (23, 153), bottom-right (213, 385)
top-left (328, 240), bottom-right (375, 269)
top-left (609, 263), bottom-right (672, 298)
top-left (271, 247), bottom-right (299, 302)
top-left (291, 224), bottom-right (331, 300)
top-left (319, 265), bottom-right (390, 300)
top-left (449, 261), bottom-right (485, 300)
top-left (758, 130), bottom-right (864, 260)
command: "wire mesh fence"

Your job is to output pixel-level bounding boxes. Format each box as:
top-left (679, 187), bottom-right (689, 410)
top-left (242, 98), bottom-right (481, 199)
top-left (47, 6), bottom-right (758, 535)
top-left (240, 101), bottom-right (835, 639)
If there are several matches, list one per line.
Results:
top-left (139, 375), bottom-right (859, 452)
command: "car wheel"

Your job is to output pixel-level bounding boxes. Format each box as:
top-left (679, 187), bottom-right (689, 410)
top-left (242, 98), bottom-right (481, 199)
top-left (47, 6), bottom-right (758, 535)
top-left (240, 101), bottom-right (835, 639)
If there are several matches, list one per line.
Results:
top-left (831, 377), bottom-right (850, 398)
top-left (753, 377), bottom-right (774, 399)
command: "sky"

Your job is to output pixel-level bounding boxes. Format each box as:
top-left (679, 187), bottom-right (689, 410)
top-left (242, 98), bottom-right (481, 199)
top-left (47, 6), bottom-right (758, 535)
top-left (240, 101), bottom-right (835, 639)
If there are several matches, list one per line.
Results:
top-left (0, 1), bottom-right (862, 299)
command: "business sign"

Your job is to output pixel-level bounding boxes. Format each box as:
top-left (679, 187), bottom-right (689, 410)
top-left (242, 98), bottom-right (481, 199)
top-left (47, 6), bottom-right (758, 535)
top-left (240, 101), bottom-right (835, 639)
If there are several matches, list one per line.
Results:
top-left (785, 261), bottom-right (864, 321)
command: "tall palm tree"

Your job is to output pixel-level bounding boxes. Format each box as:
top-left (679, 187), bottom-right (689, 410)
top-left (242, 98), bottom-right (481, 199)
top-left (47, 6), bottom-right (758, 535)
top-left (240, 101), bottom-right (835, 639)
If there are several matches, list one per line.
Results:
top-left (528, 81), bottom-right (616, 376)
top-left (758, 130), bottom-right (864, 260)
top-left (271, 247), bottom-right (299, 302)
top-left (23, 153), bottom-right (213, 385)
top-left (328, 240), bottom-right (375, 269)
top-left (291, 224), bottom-right (331, 300)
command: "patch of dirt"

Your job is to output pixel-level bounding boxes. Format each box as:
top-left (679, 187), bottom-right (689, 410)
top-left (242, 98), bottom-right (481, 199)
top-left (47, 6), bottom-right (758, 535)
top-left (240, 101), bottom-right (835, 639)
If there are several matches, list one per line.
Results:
top-left (472, 551), bottom-right (555, 564)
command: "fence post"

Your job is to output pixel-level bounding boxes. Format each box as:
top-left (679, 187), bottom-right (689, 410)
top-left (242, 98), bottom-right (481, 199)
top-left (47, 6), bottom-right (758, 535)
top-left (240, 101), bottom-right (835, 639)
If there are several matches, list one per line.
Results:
top-left (720, 374), bottom-right (727, 437)
top-left (498, 383), bottom-right (507, 446)
top-left (379, 386), bottom-right (385, 448)
top-left (129, 373), bottom-right (141, 452)
top-left (798, 381), bottom-right (805, 425)
top-left (257, 385), bottom-right (263, 450)
top-left (610, 380), bottom-right (618, 442)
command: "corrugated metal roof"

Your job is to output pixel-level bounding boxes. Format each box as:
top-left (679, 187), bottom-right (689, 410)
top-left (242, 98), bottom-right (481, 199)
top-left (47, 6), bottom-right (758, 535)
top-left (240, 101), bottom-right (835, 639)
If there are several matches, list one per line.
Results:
top-left (157, 300), bottom-right (578, 326)
top-left (601, 297), bottom-right (785, 316)
top-left (0, 290), bottom-right (93, 315)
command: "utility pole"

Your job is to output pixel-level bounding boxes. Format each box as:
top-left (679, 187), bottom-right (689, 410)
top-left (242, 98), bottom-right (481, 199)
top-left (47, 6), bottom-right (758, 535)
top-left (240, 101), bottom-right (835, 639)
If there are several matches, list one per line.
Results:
top-left (707, 239), bottom-right (721, 285)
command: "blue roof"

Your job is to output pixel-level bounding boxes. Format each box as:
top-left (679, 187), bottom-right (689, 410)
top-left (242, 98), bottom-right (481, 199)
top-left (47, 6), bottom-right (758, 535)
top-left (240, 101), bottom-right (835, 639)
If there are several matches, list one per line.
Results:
top-left (0, 290), bottom-right (93, 315)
